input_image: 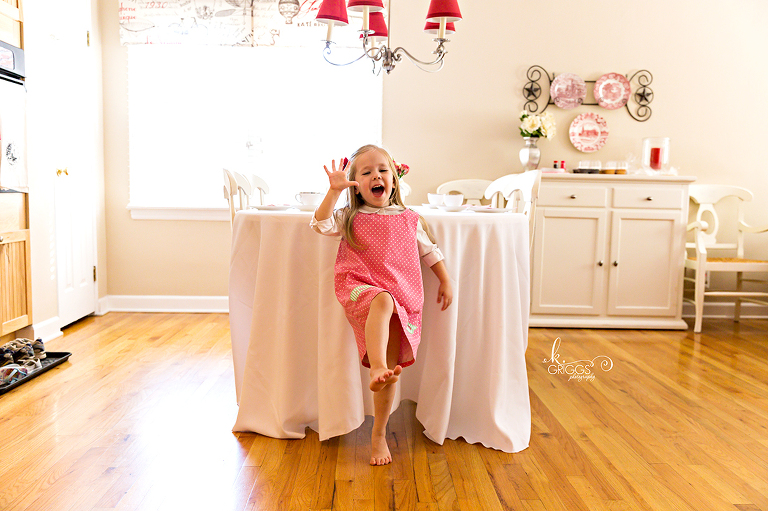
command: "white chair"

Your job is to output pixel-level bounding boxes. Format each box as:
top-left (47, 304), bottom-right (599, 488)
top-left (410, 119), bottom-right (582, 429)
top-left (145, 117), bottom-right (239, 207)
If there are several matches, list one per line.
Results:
top-left (684, 184), bottom-right (768, 333)
top-left (223, 168), bottom-right (239, 228)
top-left (399, 180), bottom-right (412, 200)
top-left (436, 179), bottom-right (492, 206)
top-left (484, 169), bottom-right (542, 252)
top-left (233, 171), bottom-right (270, 208)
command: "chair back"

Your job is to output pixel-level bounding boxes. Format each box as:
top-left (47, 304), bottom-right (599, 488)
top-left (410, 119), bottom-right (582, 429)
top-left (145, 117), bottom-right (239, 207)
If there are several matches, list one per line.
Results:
top-left (399, 180), bottom-right (412, 199)
top-left (234, 171), bottom-right (270, 208)
top-left (484, 170), bottom-right (542, 252)
top-left (436, 179), bottom-right (493, 205)
top-left (688, 184), bottom-right (753, 256)
top-left (223, 168), bottom-right (239, 228)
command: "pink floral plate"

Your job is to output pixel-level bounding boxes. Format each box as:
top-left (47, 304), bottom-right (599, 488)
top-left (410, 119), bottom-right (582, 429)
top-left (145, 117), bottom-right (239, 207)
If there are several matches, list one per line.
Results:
top-left (594, 72), bottom-right (631, 110)
top-left (569, 112), bottom-right (609, 152)
top-left (550, 73), bottom-right (587, 109)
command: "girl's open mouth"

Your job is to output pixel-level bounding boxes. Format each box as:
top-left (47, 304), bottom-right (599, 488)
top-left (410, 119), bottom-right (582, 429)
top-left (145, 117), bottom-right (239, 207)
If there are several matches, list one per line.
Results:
top-left (372, 185), bottom-right (385, 197)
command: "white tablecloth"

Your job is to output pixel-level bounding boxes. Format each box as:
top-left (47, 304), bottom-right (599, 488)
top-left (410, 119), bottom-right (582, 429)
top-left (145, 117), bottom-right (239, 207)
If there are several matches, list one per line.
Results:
top-left (229, 207), bottom-right (531, 453)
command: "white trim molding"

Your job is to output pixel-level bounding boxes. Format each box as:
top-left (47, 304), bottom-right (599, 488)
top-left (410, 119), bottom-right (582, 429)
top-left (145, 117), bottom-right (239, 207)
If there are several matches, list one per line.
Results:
top-left (17, 316), bottom-right (64, 343)
top-left (127, 205), bottom-right (230, 221)
top-left (100, 295), bottom-right (229, 313)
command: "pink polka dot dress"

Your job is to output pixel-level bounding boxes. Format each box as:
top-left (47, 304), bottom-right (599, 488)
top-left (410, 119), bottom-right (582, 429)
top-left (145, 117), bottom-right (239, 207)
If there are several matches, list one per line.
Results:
top-left (334, 209), bottom-right (423, 368)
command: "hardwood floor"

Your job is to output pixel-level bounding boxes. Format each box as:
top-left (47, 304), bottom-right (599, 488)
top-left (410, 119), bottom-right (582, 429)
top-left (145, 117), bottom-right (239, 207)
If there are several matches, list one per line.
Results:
top-left (1, 312), bottom-right (766, 511)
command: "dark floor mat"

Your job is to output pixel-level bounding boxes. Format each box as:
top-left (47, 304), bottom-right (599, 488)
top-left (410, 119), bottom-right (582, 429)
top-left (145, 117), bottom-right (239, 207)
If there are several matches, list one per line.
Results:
top-left (0, 352), bottom-right (72, 395)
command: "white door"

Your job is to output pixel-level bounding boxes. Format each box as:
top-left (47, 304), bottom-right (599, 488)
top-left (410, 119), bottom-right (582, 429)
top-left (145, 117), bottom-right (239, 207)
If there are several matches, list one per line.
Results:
top-left (607, 209), bottom-right (683, 317)
top-left (27, 0), bottom-right (97, 327)
top-left (531, 207), bottom-right (608, 315)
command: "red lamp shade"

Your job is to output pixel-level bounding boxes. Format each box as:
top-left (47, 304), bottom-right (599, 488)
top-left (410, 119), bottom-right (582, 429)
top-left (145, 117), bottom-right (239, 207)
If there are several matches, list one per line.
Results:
top-left (424, 21), bottom-right (455, 35)
top-left (315, 0), bottom-right (349, 25)
top-left (347, 0), bottom-right (384, 12)
top-left (367, 11), bottom-right (388, 38)
top-left (425, 0), bottom-right (462, 23)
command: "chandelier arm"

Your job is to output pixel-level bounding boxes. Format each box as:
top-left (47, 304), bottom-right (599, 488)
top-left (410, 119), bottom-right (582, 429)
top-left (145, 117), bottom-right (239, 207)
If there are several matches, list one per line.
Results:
top-left (322, 43), bottom-right (371, 67)
top-left (391, 45), bottom-right (447, 72)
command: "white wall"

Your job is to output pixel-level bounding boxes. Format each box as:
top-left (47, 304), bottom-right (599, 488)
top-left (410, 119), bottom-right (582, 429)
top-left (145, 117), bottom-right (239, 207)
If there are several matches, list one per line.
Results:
top-left (92, 0), bottom-right (767, 300)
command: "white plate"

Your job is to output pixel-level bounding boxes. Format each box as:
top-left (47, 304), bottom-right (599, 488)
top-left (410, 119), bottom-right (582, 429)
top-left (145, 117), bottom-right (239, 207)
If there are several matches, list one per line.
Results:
top-left (594, 72), bottom-right (631, 110)
top-left (550, 73), bottom-right (587, 109)
top-left (292, 204), bottom-right (317, 211)
top-left (469, 206), bottom-right (513, 213)
top-left (438, 205), bottom-right (467, 212)
top-left (421, 203), bottom-right (439, 209)
top-left (251, 205), bottom-right (291, 211)
top-left (569, 112), bottom-right (609, 152)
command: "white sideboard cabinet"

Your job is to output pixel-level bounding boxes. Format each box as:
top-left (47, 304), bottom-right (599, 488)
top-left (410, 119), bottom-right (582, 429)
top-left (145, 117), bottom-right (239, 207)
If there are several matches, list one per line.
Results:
top-left (530, 174), bottom-right (695, 329)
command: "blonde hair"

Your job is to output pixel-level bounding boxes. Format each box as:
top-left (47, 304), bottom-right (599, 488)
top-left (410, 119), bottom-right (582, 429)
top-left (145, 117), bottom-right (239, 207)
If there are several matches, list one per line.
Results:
top-left (339, 144), bottom-right (438, 250)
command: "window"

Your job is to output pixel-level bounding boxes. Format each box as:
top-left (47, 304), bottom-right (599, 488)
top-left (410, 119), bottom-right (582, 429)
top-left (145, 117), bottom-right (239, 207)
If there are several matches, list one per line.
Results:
top-left (126, 44), bottom-right (382, 220)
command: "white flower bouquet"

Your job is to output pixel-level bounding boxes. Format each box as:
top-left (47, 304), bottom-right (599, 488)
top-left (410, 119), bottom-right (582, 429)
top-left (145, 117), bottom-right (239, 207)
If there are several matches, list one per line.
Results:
top-left (519, 111), bottom-right (556, 140)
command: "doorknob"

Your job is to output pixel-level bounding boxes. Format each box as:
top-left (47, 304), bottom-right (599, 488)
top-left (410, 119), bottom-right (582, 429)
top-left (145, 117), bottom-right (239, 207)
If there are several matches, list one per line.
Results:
top-left (597, 261), bottom-right (604, 266)
top-left (56, 168), bottom-right (69, 176)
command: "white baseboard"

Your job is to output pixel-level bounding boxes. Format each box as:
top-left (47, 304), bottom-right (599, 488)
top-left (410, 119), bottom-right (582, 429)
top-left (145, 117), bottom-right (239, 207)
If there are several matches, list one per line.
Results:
top-left (99, 295), bottom-right (229, 314)
top-left (16, 316), bottom-right (64, 343)
top-left (682, 301), bottom-right (768, 319)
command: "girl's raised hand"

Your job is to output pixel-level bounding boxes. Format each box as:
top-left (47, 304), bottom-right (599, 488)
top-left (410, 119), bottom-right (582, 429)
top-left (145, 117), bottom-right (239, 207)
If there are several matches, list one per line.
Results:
top-left (324, 157), bottom-right (359, 192)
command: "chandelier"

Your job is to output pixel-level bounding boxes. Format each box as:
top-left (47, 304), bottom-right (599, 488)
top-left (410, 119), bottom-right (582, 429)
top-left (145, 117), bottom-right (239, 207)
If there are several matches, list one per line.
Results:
top-left (315, 0), bottom-right (462, 74)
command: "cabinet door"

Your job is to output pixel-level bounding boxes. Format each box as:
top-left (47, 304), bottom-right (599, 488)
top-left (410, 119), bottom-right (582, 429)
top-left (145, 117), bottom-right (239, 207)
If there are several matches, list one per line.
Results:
top-left (1, 230), bottom-right (32, 335)
top-left (531, 207), bottom-right (607, 315)
top-left (607, 210), bottom-right (683, 316)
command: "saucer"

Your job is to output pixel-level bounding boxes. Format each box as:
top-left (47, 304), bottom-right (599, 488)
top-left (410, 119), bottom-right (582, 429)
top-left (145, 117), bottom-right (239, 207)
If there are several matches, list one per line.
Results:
top-left (292, 204), bottom-right (317, 211)
top-left (251, 205), bottom-right (291, 211)
top-left (438, 205), bottom-right (466, 212)
top-left (422, 203), bottom-right (439, 209)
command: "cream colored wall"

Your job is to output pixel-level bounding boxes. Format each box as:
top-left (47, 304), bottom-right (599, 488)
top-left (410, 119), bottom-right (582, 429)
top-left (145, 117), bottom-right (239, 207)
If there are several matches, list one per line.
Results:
top-left (98, 0), bottom-right (768, 298)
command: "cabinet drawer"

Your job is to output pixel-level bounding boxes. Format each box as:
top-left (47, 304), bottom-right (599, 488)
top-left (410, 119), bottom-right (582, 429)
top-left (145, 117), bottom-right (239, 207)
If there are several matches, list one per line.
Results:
top-left (612, 187), bottom-right (683, 209)
top-left (538, 185), bottom-right (607, 207)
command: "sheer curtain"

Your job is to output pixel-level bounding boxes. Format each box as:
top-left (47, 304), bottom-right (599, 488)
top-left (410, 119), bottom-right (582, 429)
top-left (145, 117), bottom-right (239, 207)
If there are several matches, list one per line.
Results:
top-left (126, 44), bottom-right (382, 219)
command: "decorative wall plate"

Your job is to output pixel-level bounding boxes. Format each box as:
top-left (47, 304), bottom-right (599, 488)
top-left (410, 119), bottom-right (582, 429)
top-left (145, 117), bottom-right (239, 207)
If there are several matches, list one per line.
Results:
top-left (550, 73), bottom-right (587, 109)
top-left (594, 73), bottom-right (631, 110)
top-left (569, 112), bottom-right (609, 152)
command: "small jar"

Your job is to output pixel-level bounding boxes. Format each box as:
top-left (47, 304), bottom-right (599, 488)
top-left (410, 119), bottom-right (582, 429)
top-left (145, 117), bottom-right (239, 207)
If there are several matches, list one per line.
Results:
top-left (591, 161), bottom-right (602, 174)
top-left (616, 161), bottom-right (628, 175)
top-left (603, 161), bottom-right (617, 174)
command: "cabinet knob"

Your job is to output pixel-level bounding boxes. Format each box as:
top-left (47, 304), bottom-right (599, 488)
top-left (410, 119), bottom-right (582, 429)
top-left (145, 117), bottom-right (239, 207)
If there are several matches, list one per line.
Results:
top-left (646, 196), bottom-right (653, 201)
top-left (613, 261), bottom-right (619, 266)
top-left (570, 194), bottom-right (577, 199)
top-left (0, 235), bottom-right (3, 242)
top-left (597, 260), bottom-right (604, 266)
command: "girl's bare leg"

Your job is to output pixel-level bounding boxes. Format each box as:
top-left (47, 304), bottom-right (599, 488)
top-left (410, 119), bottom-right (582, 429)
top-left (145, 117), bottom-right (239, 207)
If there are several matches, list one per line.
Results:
top-left (365, 293), bottom-right (402, 392)
top-left (366, 293), bottom-right (403, 465)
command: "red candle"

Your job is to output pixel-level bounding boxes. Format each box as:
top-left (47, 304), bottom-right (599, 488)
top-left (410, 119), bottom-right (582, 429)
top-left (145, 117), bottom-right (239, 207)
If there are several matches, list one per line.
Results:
top-left (650, 147), bottom-right (662, 170)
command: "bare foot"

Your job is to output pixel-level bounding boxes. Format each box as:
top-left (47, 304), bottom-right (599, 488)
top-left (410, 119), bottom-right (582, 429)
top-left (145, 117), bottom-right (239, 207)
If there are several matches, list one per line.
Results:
top-left (370, 432), bottom-right (392, 465)
top-left (369, 365), bottom-right (402, 392)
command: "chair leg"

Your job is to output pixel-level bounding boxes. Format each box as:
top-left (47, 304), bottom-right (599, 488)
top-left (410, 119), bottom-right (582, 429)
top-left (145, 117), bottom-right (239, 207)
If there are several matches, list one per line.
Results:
top-left (694, 268), bottom-right (705, 333)
top-left (735, 272), bottom-right (743, 322)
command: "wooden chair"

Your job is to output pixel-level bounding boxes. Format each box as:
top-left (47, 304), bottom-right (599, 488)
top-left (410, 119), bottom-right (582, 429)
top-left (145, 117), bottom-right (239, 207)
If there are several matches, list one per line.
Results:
top-left (484, 169), bottom-right (542, 252)
top-left (223, 168), bottom-right (239, 228)
top-left (436, 179), bottom-right (492, 206)
top-left (233, 171), bottom-right (270, 209)
top-left (684, 184), bottom-right (768, 333)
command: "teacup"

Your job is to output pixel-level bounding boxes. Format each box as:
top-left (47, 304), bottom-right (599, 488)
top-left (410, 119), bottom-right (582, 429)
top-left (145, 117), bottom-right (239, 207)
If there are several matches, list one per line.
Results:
top-left (295, 192), bottom-right (323, 206)
top-left (443, 194), bottom-right (464, 207)
top-left (427, 193), bottom-right (444, 206)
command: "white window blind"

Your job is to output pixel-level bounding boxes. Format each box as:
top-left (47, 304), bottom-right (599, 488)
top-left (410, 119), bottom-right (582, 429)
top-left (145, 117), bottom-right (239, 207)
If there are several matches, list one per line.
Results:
top-left (126, 44), bottom-right (382, 219)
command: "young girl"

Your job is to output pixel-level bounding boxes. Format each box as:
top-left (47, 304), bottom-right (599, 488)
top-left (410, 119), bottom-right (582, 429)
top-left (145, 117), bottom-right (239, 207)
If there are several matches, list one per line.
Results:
top-left (311, 144), bottom-right (453, 466)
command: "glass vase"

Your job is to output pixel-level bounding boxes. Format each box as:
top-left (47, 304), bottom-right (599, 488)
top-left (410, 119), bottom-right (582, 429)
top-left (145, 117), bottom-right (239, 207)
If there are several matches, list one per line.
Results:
top-left (519, 137), bottom-right (541, 171)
